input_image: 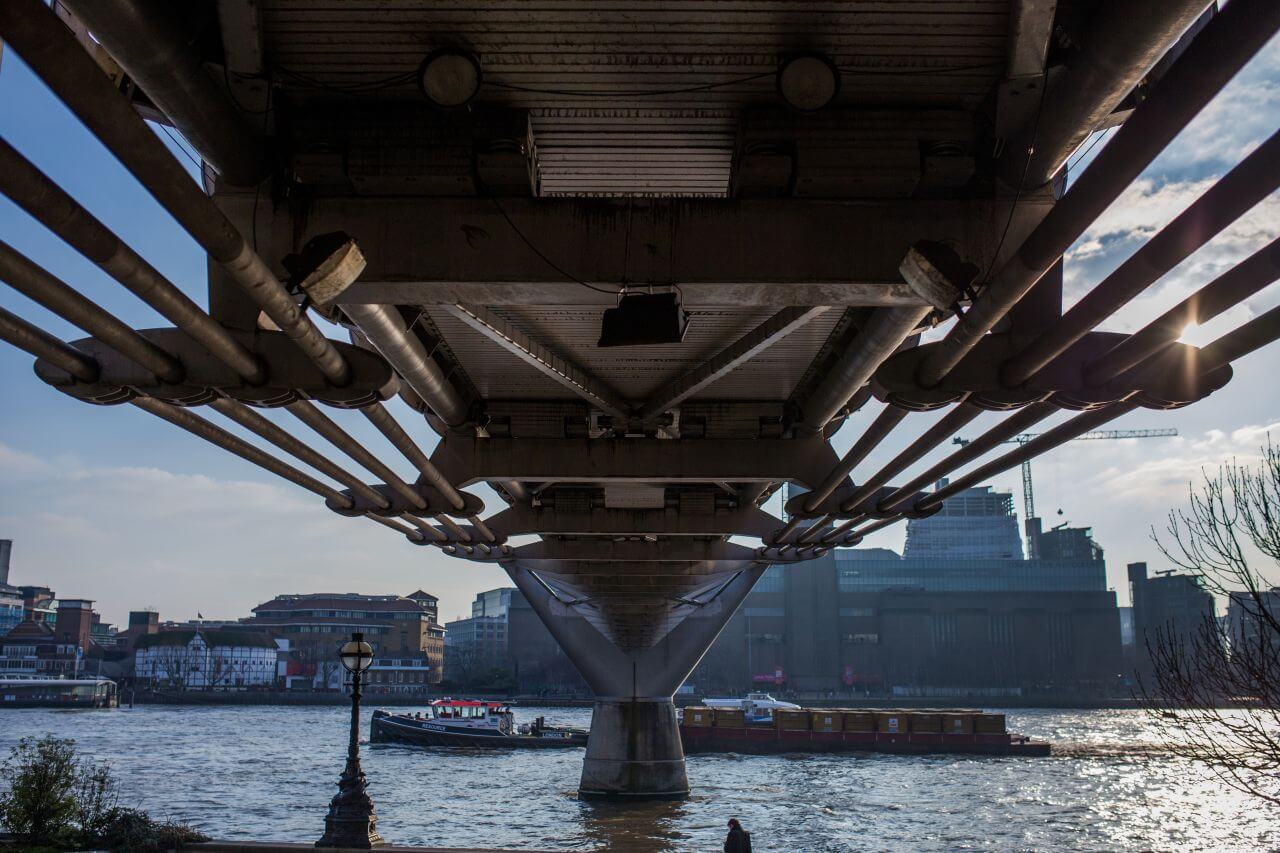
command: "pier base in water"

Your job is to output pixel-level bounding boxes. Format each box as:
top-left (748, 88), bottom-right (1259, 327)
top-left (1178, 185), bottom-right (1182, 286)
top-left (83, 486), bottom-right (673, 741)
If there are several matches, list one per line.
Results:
top-left (579, 698), bottom-right (689, 800)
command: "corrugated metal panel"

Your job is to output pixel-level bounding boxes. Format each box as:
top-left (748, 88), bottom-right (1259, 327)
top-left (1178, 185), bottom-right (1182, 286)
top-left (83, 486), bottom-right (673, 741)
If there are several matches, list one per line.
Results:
top-left (261, 1), bottom-right (1008, 196)
top-left (424, 305), bottom-right (567, 399)
top-left (505, 304), bottom-right (842, 401)
top-left (425, 301), bottom-right (841, 404)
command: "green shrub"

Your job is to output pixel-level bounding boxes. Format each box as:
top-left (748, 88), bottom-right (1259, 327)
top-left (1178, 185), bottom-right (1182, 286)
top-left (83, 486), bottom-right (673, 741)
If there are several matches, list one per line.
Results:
top-left (93, 807), bottom-right (209, 852)
top-left (0, 736), bottom-right (80, 844)
top-left (0, 736), bottom-right (208, 851)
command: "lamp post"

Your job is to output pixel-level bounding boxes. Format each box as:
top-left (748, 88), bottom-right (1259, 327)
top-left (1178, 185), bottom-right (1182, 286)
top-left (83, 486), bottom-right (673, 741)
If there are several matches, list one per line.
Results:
top-left (317, 632), bottom-right (385, 849)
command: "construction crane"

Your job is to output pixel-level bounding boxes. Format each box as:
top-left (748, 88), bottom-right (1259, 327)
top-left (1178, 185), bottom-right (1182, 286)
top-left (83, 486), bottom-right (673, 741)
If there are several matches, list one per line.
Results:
top-left (953, 427), bottom-right (1178, 556)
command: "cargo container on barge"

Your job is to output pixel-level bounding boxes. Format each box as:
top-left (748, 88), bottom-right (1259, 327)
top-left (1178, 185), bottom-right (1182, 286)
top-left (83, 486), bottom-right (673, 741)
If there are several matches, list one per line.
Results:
top-left (679, 706), bottom-right (1049, 756)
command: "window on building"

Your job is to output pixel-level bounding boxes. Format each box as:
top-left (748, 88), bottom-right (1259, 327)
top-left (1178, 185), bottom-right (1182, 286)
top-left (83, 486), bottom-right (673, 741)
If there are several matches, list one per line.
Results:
top-left (753, 567), bottom-right (785, 593)
top-left (989, 613), bottom-right (1015, 645)
top-left (931, 613), bottom-right (959, 647)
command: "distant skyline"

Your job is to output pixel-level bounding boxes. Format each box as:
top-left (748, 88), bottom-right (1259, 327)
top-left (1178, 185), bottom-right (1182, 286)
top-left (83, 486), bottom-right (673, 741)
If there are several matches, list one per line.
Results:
top-left (1, 37), bottom-right (1277, 627)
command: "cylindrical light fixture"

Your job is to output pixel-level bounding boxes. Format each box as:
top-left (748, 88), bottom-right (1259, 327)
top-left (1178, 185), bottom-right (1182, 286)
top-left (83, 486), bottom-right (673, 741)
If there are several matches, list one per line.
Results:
top-left (777, 52), bottom-right (840, 112)
top-left (418, 49), bottom-right (483, 109)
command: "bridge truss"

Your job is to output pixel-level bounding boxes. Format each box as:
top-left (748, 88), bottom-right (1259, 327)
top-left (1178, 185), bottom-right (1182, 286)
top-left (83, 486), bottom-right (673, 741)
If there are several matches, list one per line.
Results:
top-left (1, 0), bottom-right (1278, 799)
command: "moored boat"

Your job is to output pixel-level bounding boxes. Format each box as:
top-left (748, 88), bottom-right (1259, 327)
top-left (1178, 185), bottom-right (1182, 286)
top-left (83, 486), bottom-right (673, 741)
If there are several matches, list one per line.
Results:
top-left (370, 699), bottom-right (587, 749)
top-left (0, 676), bottom-right (118, 709)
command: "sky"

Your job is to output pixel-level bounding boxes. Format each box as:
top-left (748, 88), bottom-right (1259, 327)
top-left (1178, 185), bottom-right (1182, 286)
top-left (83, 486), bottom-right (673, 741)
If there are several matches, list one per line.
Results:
top-left (1, 35), bottom-right (1278, 627)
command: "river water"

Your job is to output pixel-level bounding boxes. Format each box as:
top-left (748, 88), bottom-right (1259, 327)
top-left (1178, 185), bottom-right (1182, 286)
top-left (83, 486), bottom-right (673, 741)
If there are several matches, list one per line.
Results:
top-left (0, 705), bottom-right (1273, 851)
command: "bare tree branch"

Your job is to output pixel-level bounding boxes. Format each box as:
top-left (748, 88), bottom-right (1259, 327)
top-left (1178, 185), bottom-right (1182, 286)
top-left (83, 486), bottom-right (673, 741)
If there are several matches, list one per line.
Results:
top-left (1141, 436), bottom-right (1280, 805)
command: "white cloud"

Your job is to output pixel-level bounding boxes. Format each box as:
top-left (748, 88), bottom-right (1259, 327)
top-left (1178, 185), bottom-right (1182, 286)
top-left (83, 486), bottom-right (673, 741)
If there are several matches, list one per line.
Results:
top-left (1080, 422), bottom-right (1279, 509)
top-left (1066, 178), bottom-right (1214, 263)
top-left (0, 443), bottom-right (51, 477)
top-left (0, 441), bottom-right (501, 626)
top-left (1056, 36), bottom-right (1280, 338)
top-left (1149, 34), bottom-right (1280, 177)
top-left (1062, 179), bottom-right (1280, 335)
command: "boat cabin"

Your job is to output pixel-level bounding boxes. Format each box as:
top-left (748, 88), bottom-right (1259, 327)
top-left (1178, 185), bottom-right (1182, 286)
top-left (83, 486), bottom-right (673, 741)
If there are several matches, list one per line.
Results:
top-left (431, 699), bottom-right (509, 719)
top-left (423, 699), bottom-right (516, 734)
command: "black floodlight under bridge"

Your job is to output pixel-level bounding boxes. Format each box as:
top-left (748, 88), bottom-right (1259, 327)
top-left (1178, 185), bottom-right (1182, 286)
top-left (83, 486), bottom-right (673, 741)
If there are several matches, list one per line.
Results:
top-left (598, 292), bottom-right (690, 347)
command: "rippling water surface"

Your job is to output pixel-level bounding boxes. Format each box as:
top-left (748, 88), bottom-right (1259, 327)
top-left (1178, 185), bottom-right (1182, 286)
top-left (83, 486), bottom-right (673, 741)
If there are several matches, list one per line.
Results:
top-left (1, 705), bottom-right (1274, 851)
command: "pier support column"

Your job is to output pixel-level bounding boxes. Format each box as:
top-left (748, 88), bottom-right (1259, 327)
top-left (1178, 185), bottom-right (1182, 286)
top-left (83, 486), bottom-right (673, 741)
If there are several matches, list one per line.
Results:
top-left (580, 698), bottom-right (687, 799)
top-left (507, 563), bottom-right (765, 799)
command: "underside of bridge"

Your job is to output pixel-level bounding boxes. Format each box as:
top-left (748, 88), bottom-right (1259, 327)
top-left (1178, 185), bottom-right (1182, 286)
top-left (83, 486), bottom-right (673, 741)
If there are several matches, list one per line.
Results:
top-left (1, 0), bottom-right (1278, 799)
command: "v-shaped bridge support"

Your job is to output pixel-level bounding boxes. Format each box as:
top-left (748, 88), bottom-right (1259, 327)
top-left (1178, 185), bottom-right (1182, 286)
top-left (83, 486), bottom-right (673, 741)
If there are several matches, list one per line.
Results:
top-left (507, 562), bottom-right (767, 798)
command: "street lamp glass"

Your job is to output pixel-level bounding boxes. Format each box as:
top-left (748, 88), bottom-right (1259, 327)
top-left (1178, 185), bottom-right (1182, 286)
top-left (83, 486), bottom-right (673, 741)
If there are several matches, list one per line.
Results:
top-left (338, 638), bottom-right (374, 673)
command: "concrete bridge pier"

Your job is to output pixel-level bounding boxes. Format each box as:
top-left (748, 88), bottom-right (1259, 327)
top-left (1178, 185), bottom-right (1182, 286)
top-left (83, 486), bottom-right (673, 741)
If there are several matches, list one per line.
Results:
top-left (507, 563), bottom-right (765, 799)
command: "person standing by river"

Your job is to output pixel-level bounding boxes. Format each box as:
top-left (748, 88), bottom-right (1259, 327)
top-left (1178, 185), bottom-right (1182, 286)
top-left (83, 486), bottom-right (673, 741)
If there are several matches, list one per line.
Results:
top-left (724, 818), bottom-right (752, 852)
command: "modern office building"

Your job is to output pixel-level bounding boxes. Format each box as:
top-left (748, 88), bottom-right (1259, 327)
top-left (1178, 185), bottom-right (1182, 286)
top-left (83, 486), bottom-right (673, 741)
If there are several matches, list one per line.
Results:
top-left (1127, 562), bottom-right (1217, 678)
top-left (472, 588), bottom-right (514, 619)
top-left (446, 587), bottom-right (585, 693)
top-left (901, 483), bottom-right (1023, 560)
top-left (693, 482), bottom-right (1123, 695)
top-left (0, 540), bottom-right (21, 638)
top-left (1128, 562), bottom-right (1215, 644)
top-left (444, 613), bottom-right (508, 675)
top-left (1227, 588), bottom-right (1280, 654)
top-left (0, 590), bottom-right (20, 638)
top-left (18, 586), bottom-right (57, 627)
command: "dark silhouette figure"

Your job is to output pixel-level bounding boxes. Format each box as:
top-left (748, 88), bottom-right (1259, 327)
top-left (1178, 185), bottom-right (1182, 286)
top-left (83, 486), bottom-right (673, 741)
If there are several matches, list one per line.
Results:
top-left (724, 818), bottom-right (752, 853)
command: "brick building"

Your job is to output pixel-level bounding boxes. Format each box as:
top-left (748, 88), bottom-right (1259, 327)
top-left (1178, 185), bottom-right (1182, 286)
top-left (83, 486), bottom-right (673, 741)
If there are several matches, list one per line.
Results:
top-left (0, 598), bottom-right (99, 677)
top-left (244, 592), bottom-right (445, 687)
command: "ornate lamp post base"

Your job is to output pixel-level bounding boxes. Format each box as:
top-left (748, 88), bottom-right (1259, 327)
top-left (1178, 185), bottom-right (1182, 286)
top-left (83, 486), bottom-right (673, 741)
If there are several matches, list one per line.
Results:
top-left (315, 760), bottom-right (385, 848)
top-left (317, 809), bottom-right (385, 848)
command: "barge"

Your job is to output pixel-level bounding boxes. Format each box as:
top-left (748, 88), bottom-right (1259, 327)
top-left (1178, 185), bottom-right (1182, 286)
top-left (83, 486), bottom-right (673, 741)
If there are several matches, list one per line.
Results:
top-left (679, 706), bottom-right (1049, 756)
top-left (371, 699), bottom-right (588, 749)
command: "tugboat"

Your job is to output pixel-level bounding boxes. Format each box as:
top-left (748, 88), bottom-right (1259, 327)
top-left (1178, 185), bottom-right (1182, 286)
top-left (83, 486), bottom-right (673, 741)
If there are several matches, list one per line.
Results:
top-left (370, 699), bottom-right (588, 749)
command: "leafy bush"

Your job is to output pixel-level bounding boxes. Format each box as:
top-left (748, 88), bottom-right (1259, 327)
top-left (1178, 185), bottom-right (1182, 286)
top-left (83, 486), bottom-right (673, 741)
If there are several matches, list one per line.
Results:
top-left (0, 736), bottom-right (208, 850)
top-left (0, 736), bottom-right (79, 844)
top-left (74, 758), bottom-right (120, 840)
top-left (92, 807), bottom-right (209, 852)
